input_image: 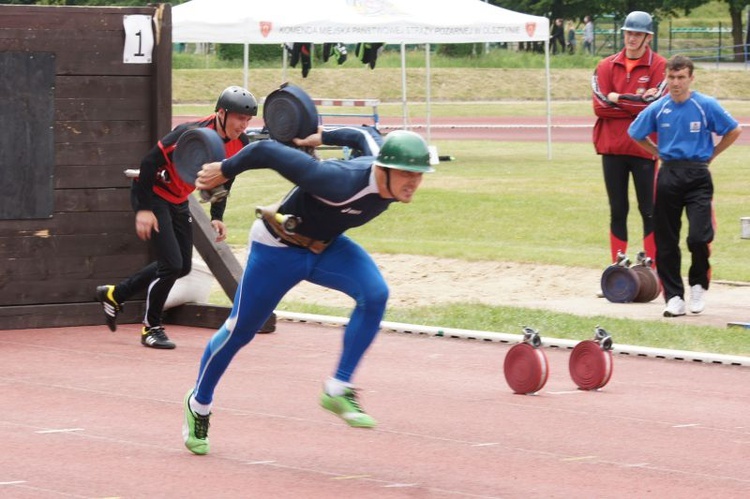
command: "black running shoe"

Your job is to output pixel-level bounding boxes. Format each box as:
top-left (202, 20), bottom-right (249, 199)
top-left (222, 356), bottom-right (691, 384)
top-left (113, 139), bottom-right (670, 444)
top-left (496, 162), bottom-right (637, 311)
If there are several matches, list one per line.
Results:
top-left (256, 312), bottom-right (277, 334)
top-left (141, 326), bottom-right (176, 349)
top-left (95, 285), bottom-right (122, 332)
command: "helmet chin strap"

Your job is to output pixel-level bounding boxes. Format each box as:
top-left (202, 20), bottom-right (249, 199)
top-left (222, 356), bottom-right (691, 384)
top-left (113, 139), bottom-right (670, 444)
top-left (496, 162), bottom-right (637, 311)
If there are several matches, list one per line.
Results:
top-left (216, 110), bottom-right (228, 138)
top-left (627, 34), bottom-right (649, 57)
top-left (636, 36), bottom-right (648, 52)
top-left (380, 166), bottom-right (397, 199)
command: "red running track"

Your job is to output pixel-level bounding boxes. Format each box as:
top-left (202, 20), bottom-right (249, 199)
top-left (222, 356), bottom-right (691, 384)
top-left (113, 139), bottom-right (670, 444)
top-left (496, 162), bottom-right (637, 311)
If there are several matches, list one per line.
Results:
top-left (2, 322), bottom-right (748, 498)
top-left (174, 115), bottom-right (750, 144)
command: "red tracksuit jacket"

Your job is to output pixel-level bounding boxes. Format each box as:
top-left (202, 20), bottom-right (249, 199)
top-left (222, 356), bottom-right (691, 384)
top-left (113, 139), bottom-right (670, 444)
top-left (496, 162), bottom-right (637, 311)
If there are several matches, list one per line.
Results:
top-left (591, 46), bottom-right (667, 159)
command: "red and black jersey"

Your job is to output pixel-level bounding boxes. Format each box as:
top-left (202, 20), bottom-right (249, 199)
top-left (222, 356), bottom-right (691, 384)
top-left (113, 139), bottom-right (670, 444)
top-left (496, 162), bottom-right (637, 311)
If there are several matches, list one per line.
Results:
top-left (133, 115), bottom-right (249, 220)
top-left (591, 46), bottom-right (667, 158)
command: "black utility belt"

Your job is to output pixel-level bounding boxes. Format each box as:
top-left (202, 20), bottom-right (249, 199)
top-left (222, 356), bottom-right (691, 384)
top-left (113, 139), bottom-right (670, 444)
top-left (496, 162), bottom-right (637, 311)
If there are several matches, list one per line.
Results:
top-left (662, 160), bottom-right (708, 168)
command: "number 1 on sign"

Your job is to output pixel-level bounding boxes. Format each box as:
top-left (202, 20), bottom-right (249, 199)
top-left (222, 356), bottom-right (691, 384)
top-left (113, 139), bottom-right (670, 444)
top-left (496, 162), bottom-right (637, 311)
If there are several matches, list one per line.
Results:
top-left (123, 15), bottom-right (154, 64)
top-left (134, 30), bottom-right (144, 57)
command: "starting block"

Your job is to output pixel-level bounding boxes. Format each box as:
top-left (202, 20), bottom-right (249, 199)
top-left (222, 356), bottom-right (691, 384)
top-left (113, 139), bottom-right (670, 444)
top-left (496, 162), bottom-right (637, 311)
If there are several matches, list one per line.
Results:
top-left (727, 322), bottom-right (750, 329)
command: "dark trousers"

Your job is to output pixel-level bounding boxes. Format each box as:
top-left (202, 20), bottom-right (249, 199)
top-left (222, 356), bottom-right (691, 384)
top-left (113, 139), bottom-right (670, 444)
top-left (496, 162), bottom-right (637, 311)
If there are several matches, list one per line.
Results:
top-left (116, 194), bottom-right (193, 327)
top-left (654, 163), bottom-right (714, 301)
top-left (602, 154), bottom-right (656, 261)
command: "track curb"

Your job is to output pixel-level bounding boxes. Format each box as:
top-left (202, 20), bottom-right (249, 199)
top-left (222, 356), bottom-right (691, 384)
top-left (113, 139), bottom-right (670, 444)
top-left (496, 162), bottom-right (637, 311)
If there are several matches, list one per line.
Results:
top-left (275, 311), bottom-right (750, 367)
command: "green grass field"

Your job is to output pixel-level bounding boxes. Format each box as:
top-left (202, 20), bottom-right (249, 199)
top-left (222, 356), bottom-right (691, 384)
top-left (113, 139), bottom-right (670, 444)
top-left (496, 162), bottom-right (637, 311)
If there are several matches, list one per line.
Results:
top-left (174, 25), bottom-right (750, 357)
top-left (199, 140), bottom-right (750, 357)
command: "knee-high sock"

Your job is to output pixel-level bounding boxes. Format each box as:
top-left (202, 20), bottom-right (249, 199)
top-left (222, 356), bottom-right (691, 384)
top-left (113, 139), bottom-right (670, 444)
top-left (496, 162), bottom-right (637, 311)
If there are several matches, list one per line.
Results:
top-left (643, 232), bottom-right (656, 268)
top-left (610, 232), bottom-right (627, 263)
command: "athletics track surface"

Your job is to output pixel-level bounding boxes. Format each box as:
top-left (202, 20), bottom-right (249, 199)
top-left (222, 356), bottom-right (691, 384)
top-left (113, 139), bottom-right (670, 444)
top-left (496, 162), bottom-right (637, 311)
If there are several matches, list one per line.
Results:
top-left (2, 322), bottom-right (748, 498)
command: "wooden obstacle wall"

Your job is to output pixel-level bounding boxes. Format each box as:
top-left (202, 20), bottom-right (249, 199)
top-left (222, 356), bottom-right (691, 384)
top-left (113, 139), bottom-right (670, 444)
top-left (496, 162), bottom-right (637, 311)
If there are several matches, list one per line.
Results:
top-left (0, 4), bottom-right (173, 329)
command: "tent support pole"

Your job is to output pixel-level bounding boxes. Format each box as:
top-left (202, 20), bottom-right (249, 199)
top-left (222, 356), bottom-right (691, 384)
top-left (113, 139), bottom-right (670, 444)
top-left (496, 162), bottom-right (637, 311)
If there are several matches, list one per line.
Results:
top-left (545, 39), bottom-right (552, 160)
top-left (282, 44), bottom-right (287, 83)
top-left (243, 43), bottom-right (249, 91)
top-left (426, 43), bottom-right (431, 144)
top-left (401, 43), bottom-right (408, 129)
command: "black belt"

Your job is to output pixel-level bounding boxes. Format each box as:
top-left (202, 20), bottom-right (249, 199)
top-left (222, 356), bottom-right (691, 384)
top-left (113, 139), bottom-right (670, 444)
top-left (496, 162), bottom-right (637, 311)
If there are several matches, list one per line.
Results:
top-left (662, 160), bottom-right (708, 168)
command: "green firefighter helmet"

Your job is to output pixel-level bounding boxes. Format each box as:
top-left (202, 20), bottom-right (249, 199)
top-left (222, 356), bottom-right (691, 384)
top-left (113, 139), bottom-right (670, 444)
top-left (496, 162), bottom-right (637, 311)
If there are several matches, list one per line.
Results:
top-left (375, 130), bottom-right (434, 173)
top-left (621, 11), bottom-right (654, 35)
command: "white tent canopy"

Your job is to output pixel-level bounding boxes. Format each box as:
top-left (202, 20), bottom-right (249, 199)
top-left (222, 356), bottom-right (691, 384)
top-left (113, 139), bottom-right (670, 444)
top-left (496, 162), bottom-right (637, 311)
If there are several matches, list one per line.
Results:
top-left (173, 0), bottom-right (549, 44)
top-left (172, 0), bottom-right (552, 154)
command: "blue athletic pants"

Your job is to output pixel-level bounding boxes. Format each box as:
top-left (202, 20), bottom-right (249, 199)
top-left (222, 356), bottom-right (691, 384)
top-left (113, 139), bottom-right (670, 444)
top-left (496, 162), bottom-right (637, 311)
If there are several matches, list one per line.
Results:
top-left (193, 235), bottom-right (388, 405)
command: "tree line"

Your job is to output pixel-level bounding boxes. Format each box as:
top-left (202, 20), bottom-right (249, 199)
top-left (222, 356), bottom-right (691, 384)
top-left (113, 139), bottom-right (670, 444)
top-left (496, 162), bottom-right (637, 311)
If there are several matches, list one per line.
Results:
top-left (493, 0), bottom-right (748, 61)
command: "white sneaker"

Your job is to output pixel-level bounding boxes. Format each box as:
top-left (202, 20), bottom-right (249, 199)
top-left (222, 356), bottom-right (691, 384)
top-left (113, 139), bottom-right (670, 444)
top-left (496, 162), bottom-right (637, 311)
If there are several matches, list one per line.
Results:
top-left (689, 285), bottom-right (706, 314)
top-left (663, 296), bottom-right (686, 317)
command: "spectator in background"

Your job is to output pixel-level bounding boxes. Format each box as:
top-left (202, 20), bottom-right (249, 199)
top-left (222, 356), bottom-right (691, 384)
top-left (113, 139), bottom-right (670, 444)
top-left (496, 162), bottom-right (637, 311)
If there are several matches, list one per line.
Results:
top-left (550, 18), bottom-right (565, 55)
top-left (583, 15), bottom-right (594, 54)
top-left (567, 20), bottom-right (577, 54)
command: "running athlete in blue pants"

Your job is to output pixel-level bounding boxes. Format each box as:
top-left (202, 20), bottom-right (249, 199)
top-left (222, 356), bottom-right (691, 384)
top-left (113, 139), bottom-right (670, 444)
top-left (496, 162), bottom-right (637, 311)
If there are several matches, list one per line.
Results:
top-left (628, 55), bottom-right (741, 318)
top-left (182, 127), bottom-right (435, 455)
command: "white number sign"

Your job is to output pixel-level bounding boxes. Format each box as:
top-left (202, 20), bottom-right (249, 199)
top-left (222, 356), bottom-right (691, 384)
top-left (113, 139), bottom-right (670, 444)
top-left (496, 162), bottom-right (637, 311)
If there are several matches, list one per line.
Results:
top-left (123, 15), bottom-right (154, 64)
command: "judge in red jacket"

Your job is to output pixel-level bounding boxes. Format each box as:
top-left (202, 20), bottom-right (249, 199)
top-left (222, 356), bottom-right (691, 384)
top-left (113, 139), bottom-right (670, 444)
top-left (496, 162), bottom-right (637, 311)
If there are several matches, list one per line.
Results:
top-left (591, 11), bottom-right (667, 265)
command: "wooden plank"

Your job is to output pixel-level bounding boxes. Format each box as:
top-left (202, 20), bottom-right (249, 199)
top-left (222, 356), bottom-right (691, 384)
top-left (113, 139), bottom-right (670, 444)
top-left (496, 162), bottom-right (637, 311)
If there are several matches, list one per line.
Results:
top-left (0, 212), bottom-right (136, 237)
top-left (55, 75), bottom-right (153, 126)
top-left (56, 98), bottom-right (150, 122)
top-left (54, 188), bottom-right (132, 213)
top-left (189, 196), bottom-right (243, 301)
top-left (0, 276), bottom-right (150, 306)
top-left (163, 304), bottom-right (277, 333)
top-left (54, 166), bottom-right (135, 190)
top-left (0, 253), bottom-right (150, 283)
top-left (0, 301), bottom-right (146, 331)
top-left (0, 232), bottom-right (143, 258)
top-left (55, 75), bottom-right (151, 100)
top-left (163, 303), bottom-right (231, 329)
top-left (56, 140), bottom-right (151, 167)
top-left (0, 6), bottom-right (155, 31)
top-left (56, 120), bottom-right (150, 145)
top-left (0, 31), bottom-right (152, 77)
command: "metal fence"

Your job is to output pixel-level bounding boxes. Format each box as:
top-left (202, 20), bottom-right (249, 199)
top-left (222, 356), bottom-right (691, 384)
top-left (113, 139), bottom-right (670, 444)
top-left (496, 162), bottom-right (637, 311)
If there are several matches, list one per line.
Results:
top-left (582, 21), bottom-right (748, 68)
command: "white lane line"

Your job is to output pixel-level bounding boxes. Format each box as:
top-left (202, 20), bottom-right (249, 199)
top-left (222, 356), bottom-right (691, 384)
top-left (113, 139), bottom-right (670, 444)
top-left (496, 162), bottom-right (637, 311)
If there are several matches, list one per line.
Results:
top-left (35, 428), bottom-right (84, 434)
top-left (672, 423), bottom-right (700, 428)
top-left (561, 456), bottom-right (597, 462)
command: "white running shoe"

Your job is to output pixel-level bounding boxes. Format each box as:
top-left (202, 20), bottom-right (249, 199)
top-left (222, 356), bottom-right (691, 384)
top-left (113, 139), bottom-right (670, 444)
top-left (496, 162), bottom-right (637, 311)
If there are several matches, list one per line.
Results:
top-left (663, 296), bottom-right (686, 317)
top-left (689, 285), bottom-right (706, 314)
